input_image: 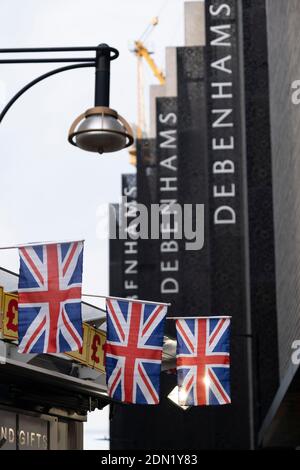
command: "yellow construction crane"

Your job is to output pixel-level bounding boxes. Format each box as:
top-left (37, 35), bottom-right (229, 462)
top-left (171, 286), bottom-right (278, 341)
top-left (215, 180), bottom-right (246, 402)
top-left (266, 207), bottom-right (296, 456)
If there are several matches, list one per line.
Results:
top-left (129, 17), bottom-right (166, 164)
top-left (134, 39), bottom-right (166, 87)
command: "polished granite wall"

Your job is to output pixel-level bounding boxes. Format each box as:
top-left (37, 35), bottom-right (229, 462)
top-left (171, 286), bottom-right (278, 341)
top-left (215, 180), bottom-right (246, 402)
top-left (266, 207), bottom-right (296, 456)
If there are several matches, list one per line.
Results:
top-left (266, 0), bottom-right (300, 380)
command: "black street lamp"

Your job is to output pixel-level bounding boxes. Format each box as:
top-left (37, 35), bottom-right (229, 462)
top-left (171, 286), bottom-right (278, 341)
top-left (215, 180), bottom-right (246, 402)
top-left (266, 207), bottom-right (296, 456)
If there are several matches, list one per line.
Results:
top-left (0, 44), bottom-right (134, 154)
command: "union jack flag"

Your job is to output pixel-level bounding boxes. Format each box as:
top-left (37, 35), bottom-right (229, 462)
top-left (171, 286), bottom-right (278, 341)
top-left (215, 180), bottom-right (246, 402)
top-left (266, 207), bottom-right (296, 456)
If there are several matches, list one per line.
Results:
top-left (105, 299), bottom-right (168, 404)
top-left (176, 317), bottom-right (231, 406)
top-left (17, 242), bottom-right (84, 354)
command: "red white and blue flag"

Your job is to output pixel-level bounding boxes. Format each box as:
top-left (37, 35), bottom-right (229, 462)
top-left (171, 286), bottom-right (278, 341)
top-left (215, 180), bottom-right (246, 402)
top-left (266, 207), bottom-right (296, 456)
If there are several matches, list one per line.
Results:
top-left (105, 299), bottom-right (168, 404)
top-left (176, 317), bottom-right (231, 406)
top-left (17, 242), bottom-right (84, 354)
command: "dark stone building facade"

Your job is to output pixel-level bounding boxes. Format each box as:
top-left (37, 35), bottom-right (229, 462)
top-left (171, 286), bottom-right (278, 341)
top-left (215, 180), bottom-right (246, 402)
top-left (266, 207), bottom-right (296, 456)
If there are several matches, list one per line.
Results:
top-left (109, 0), bottom-right (300, 449)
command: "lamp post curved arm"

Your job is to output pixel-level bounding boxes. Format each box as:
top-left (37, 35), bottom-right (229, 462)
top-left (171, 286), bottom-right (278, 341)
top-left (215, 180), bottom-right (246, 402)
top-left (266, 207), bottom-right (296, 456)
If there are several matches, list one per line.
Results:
top-left (0, 44), bottom-right (133, 154)
top-left (0, 62), bottom-right (94, 124)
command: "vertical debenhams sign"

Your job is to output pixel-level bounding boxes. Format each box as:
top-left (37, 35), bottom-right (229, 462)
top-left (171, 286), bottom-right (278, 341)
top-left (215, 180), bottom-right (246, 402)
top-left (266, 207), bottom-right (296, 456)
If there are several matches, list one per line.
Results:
top-left (207, 0), bottom-right (238, 227)
top-left (122, 174), bottom-right (138, 299)
top-left (206, 0), bottom-right (247, 317)
top-left (205, 0), bottom-right (252, 447)
top-left (156, 98), bottom-right (180, 307)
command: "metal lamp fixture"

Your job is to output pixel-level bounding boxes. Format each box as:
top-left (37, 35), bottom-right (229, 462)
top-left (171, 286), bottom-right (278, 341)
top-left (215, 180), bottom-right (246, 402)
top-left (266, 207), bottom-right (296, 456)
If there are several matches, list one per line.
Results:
top-left (69, 44), bottom-right (134, 154)
top-left (69, 106), bottom-right (133, 154)
top-left (0, 43), bottom-right (134, 155)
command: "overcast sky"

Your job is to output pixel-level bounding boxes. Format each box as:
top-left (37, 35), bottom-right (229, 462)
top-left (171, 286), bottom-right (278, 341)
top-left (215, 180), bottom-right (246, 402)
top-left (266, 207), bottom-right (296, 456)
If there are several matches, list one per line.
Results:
top-left (0, 0), bottom-right (195, 450)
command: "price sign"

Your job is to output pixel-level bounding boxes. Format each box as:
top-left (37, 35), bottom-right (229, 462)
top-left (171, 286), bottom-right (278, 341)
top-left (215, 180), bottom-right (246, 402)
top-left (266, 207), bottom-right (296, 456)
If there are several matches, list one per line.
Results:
top-left (2, 293), bottom-right (18, 340)
top-left (88, 327), bottom-right (106, 372)
top-left (0, 287), bottom-right (3, 333)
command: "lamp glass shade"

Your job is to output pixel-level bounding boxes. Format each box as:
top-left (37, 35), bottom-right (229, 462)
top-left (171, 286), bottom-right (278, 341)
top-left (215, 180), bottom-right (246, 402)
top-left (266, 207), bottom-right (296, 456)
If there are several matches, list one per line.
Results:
top-left (75, 114), bottom-right (127, 153)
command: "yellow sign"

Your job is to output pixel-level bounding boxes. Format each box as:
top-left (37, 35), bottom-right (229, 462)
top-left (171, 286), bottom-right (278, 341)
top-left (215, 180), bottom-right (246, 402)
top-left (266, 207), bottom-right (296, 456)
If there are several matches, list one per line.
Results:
top-left (87, 327), bottom-right (106, 373)
top-left (2, 293), bottom-right (18, 340)
top-left (0, 288), bottom-right (106, 372)
top-left (0, 286), bottom-right (3, 333)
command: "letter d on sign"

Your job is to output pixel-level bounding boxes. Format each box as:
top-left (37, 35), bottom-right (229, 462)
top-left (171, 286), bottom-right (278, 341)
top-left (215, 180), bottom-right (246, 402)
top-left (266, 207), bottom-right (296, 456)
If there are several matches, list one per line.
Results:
top-left (214, 206), bottom-right (236, 225)
top-left (161, 278), bottom-right (179, 294)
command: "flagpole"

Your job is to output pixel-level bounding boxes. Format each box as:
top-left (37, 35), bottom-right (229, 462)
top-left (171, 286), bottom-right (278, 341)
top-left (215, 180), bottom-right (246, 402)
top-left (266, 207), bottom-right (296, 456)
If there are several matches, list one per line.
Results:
top-left (0, 239), bottom-right (85, 250)
top-left (167, 316), bottom-right (232, 320)
top-left (82, 293), bottom-right (171, 307)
